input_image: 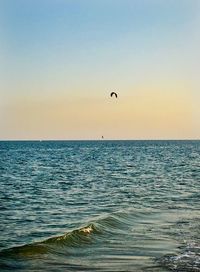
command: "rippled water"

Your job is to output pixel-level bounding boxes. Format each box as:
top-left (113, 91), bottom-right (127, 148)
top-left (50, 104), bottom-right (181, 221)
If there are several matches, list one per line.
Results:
top-left (0, 140), bottom-right (199, 271)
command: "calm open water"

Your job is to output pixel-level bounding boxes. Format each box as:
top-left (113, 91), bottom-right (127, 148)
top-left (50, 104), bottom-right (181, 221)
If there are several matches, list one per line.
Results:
top-left (0, 140), bottom-right (199, 271)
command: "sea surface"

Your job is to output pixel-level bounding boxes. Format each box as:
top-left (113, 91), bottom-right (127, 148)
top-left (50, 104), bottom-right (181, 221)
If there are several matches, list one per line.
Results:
top-left (0, 140), bottom-right (199, 271)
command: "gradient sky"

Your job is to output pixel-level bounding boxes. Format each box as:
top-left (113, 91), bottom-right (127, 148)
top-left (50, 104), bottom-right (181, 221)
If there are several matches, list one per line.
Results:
top-left (1, 0), bottom-right (200, 140)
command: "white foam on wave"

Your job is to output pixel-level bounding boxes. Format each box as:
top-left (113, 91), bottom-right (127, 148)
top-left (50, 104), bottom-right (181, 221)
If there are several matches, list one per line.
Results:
top-left (79, 225), bottom-right (93, 234)
top-left (159, 241), bottom-right (200, 271)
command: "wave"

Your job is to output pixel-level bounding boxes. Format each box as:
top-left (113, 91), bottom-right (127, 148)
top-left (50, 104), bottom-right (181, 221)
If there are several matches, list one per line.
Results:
top-left (0, 210), bottom-right (137, 259)
top-left (0, 224), bottom-right (101, 258)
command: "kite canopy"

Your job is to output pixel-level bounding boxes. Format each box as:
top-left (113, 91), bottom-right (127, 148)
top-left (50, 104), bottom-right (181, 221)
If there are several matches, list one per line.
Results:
top-left (110, 92), bottom-right (118, 98)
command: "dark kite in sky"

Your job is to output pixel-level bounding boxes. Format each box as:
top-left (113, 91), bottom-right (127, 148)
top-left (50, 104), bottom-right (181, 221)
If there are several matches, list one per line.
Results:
top-left (110, 92), bottom-right (118, 98)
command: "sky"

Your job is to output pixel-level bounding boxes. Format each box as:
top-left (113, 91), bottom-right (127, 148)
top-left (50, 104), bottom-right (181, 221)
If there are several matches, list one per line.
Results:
top-left (0, 0), bottom-right (200, 140)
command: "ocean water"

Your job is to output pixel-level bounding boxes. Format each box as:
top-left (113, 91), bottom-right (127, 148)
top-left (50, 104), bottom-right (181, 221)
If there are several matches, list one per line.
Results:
top-left (0, 140), bottom-right (199, 272)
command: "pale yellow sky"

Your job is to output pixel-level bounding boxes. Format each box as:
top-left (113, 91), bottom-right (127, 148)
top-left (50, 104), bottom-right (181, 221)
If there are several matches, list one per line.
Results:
top-left (1, 81), bottom-right (197, 140)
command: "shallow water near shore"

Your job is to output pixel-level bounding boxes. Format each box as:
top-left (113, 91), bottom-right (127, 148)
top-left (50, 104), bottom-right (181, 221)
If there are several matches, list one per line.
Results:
top-left (0, 140), bottom-right (199, 271)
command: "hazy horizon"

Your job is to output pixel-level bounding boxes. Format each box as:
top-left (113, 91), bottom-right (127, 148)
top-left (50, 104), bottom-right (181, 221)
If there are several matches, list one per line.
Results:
top-left (0, 139), bottom-right (199, 142)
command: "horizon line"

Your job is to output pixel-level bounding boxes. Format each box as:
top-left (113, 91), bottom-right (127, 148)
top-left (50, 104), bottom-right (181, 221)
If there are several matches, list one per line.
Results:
top-left (0, 139), bottom-right (199, 142)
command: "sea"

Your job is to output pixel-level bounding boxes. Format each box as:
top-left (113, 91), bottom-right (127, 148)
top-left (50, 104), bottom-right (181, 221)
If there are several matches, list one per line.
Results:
top-left (0, 140), bottom-right (199, 272)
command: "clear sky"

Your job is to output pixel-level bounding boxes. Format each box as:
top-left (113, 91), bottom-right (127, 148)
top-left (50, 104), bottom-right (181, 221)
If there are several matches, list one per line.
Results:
top-left (1, 0), bottom-right (200, 140)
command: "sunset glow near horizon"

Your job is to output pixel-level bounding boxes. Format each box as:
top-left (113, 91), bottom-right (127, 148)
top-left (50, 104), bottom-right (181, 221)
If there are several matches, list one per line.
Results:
top-left (1, 0), bottom-right (200, 140)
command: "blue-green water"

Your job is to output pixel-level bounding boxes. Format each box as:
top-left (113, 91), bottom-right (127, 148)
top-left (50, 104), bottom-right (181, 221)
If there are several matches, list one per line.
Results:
top-left (0, 140), bottom-right (199, 271)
